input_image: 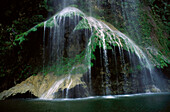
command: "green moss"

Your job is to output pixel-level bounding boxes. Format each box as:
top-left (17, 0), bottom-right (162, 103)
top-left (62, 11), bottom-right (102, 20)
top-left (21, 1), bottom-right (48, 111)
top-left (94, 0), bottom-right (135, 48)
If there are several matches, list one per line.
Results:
top-left (74, 19), bottom-right (90, 30)
top-left (42, 51), bottom-right (89, 76)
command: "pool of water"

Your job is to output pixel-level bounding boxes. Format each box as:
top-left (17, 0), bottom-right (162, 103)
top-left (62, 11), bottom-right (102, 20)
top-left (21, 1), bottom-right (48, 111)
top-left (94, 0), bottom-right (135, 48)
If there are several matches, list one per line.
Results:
top-left (0, 93), bottom-right (170, 112)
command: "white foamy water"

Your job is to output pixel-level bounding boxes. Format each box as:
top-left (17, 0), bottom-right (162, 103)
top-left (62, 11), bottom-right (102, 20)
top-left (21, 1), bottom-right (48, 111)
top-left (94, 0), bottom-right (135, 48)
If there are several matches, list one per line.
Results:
top-left (38, 92), bottom-right (170, 101)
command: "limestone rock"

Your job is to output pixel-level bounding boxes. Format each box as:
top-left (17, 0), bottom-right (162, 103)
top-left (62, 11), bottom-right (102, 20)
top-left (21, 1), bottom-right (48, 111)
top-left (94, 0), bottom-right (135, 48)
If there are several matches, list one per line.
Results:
top-left (0, 73), bottom-right (87, 100)
top-left (145, 85), bottom-right (161, 93)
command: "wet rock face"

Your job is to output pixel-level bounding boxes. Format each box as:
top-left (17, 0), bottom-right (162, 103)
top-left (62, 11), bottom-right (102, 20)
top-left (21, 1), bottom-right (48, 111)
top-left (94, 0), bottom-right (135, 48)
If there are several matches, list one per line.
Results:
top-left (66, 29), bottom-right (91, 58)
top-left (54, 84), bottom-right (89, 98)
top-left (45, 15), bottom-right (91, 62)
top-left (90, 46), bottom-right (169, 95)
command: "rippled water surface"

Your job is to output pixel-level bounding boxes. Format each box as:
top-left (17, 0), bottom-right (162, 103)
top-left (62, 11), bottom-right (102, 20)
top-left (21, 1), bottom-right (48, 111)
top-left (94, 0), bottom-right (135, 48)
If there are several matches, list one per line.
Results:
top-left (0, 93), bottom-right (170, 112)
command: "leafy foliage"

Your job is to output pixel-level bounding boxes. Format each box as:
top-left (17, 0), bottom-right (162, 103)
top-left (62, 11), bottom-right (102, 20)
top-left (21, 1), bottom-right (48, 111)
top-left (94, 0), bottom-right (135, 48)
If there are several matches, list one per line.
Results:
top-left (0, 0), bottom-right (48, 91)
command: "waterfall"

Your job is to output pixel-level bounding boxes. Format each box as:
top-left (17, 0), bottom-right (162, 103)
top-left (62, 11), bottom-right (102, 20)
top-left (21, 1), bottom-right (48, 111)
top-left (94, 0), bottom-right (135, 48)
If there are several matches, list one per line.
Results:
top-left (66, 67), bottom-right (75, 98)
top-left (66, 75), bottom-right (72, 98)
top-left (37, 1), bottom-right (168, 99)
top-left (43, 21), bottom-right (47, 72)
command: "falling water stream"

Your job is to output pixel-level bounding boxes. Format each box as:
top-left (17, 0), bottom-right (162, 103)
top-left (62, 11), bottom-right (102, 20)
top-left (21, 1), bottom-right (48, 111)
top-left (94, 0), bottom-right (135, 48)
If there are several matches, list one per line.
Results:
top-left (38, 4), bottom-right (168, 99)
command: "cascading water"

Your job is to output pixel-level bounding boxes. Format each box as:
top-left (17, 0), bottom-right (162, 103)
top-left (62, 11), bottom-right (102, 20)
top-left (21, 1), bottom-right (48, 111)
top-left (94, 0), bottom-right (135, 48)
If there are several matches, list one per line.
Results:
top-left (66, 67), bottom-right (75, 98)
top-left (86, 16), bottom-right (163, 94)
top-left (41, 7), bottom-right (91, 99)
top-left (43, 21), bottom-right (47, 71)
top-left (39, 0), bottom-right (168, 99)
top-left (40, 77), bottom-right (66, 99)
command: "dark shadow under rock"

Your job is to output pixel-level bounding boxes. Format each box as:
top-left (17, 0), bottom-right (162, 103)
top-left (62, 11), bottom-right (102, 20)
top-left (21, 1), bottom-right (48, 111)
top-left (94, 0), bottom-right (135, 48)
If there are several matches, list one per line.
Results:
top-left (6, 91), bottom-right (37, 100)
